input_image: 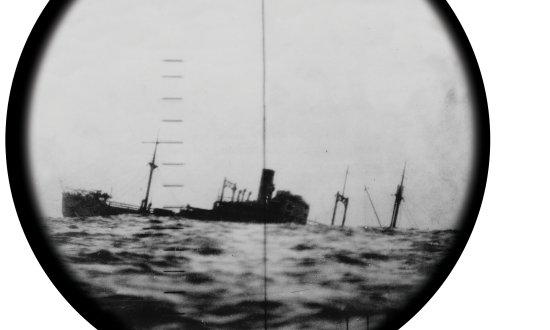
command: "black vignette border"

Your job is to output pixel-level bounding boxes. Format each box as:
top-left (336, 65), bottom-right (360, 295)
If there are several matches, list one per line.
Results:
top-left (4, 1), bottom-right (491, 329)
top-left (392, 0), bottom-right (494, 330)
top-left (6, 0), bottom-right (129, 329)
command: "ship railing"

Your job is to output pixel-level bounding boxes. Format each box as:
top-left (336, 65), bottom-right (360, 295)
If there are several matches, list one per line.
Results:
top-left (217, 197), bottom-right (257, 204)
top-left (107, 201), bottom-right (141, 211)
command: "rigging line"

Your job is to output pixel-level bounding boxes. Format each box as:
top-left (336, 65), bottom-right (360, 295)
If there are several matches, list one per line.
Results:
top-left (405, 196), bottom-right (431, 216)
top-left (113, 174), bottom-right (148, 201)
top-left (311, 209), bottom-right (331, 226)
top-left (404, 204), bottom-right (419, 229)
top-left (363, 189), bottom-right (367, 227)
top-left (406, 211), bottom-right (414, 229)
top-left (319, 206), bottom-right (335, 225)
top-left (342, 166), bottom-right (349, 195)
top-left (121, 169), bottom-right (149, 192)
top-left (367, 187), bottom-right (394, 195)
top-left (408, 200), bottom-right (440, 225)
top-left (117, 170), bottom-right (149, 197)
top-left (365, 186), bottom-right (382, 227)
top-left (405, 205), bottom-right (419, 229)
top-left (110, 166), bottom-right (146, 189)
top-left (409, 201), bottom-right (429, 220)
top-left (401, 205), bottom-right (412, 229)
top-left (111, 171), bottom-right (147, 199)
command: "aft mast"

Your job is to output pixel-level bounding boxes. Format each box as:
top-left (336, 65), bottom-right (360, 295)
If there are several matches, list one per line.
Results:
top-left (389, 163), bottom-right (406, 228)
top-left (331, 166), bottom-right (350, 226)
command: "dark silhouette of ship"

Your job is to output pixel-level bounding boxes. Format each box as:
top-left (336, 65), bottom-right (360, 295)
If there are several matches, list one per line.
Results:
top-left (62, 136), bottom-right (176, 218)
top-left (62, 189), bottom-right (144, 217)
top-left (177, 169), bottom-right (309, 224)
top-left (61, 169), bottom-right (309, 224)
top-left (61, 139), bottom-right (309, 224)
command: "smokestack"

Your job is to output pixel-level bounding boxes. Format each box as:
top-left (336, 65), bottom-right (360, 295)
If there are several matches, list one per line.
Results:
top-left (257, 169), bottom-right (275, 205)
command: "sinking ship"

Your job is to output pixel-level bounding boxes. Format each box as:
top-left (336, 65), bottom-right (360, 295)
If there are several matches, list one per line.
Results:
top-left (62, 189), bottom-right (145, 217)
top-left (61, 137), bottom-right (174, 218)
top-left (61, 168), bottom-right (309, 224)
top-left (61, 138), bottom-right (309, 224)
top-left (177, 169), bottom-right (309, 224)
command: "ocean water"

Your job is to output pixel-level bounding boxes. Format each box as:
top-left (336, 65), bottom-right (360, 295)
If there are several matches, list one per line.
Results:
top-left (43, 215), bottom-right (457, 330)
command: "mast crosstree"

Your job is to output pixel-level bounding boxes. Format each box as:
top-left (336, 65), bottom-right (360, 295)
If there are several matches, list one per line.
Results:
top-left (331, 166), bottom-right (350, 226)
top-left (140, 137), bottom-right (183, 212)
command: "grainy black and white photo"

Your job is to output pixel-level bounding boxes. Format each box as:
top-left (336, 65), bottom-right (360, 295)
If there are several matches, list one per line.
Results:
top-left (26, 0), bottom-right (480, 329)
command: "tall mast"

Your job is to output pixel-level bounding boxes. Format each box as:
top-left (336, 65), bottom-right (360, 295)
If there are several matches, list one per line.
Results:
top-left (331, 166), bottom-right (350, 226)
top-left (141, 137), bottom-right (159, 211)
top-left (141, 137), bottom-right (183, 212)
top-left (390, 163), bottom-right (406, 228)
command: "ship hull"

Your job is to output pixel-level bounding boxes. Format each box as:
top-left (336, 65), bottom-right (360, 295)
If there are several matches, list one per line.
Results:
top-left (177, 191), bottom-right (309, 225)
top-left (62, 192), bottom-right (144, 217)
top-left (62, 170), bottom-right (309, 224)
top-left (62, 191), bottom-right (308, 223)
top-left (177, 206), bottom-right (307, 224)
top-left (178, 170), bottom-right (309, 224)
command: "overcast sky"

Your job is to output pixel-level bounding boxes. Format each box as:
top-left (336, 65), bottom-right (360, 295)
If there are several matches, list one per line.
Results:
top-left (28, 0), bottom-right (475, 229)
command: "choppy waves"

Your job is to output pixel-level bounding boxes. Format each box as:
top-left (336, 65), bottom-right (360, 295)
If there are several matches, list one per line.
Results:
top-left (44, 215), bottom-right (457, 330)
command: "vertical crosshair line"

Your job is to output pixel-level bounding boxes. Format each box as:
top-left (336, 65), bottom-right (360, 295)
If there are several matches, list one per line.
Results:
top-left (261, 1), bottom-right (268, 330)
top-left (263, 218), bottom-right (268, 330)
top-left (262, 0), bottom-right (266, 170)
